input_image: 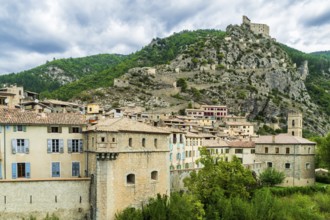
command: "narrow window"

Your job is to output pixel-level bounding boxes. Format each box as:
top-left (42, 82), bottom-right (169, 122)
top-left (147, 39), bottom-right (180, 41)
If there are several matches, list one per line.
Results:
top-left (251, 149), bottom-right (255, 154)
top-left (154, 139), bottom-right (157, 148)
top-left (267, 162), bottom-right (272, 168)
top-left (142, 138), bottom-right (146, 147)
top-left (292, 131), bottom-right (294, 136)
top-left (151, 171), bottom-right (158, 180)
top-left (306, 163), bottom-right (310, 170)
top-left (17, 125), bottom-right (23, 132)
top-left (275, 148), bottom-right (279, 154)
top-left (286, 148), bottom-right (290, 154)
top-left (112, 138), bottom-right (115, 142)
top-left (52, 162), bottom-right (60, 177)
top-left (101, 137), bottom-right (105, 142)
top-left (129, 138), bottom-right (132, 147)
top-left (265, 147), bottom-right (268, 153)
top-left (127, 174), bottom-right (135, 184)
top-left (173, 134), bottom-right (177, 144)
top-left (17, 163), bottom-right (26, 178)
top-left (308, 148), bottom-right (311, 154)
top-left (72, 162), bottom-right (80, 177)
top-left (52, 139), bottom-right (60, 152)
top-left (285, 163), bottom-right (291, 169)
top-left (292, 120), bottom-right (295, 127)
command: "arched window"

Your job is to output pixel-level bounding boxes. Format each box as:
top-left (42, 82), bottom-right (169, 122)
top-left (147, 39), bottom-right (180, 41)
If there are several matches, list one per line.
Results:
top-left (151, 171), bottom-right (158, 180)
top-left (126, 174), bottom-right (135, 184)
top-left (129, 138), bottom-right (132, 147)
top-left (292, 120), bottom-right (295, 127)
top-left (292, 131), bottom-right (294, 136)
top-left (142, 138), bottom-right (146, 147)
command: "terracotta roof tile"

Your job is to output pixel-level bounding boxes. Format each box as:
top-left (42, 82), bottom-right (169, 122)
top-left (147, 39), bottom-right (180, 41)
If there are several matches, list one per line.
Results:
top-left (0, 106), bottom-right (86, 125)
top-left (88, 117), bottom-right (170, 134)
top-left (226, 140), bottom-right (255, 148)
top-left (255, 133), bottom-right (315, 144)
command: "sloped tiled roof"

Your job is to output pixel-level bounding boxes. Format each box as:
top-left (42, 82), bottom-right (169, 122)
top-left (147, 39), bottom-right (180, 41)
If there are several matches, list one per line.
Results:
top-left (88, 117), bottom-right (170, 134)
top-left (0, 106), bottom-right (86, 125)
top-left (255, 133), bottom-right (315, 144)
top-left (226, 140), bottom-right (255, 148)
top-left (203, 139), bottom-right (229, 147)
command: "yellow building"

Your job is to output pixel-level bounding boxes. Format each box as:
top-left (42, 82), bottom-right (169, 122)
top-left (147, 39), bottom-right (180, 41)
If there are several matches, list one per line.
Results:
top-left (0, 107), bottom-right (86, 180)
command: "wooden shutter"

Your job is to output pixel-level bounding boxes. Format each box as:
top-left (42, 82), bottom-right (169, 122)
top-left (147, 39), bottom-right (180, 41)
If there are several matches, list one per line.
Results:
top-left (13, 126), bottom-right (17, 132)
top-left (79, 139), bottom-right (83, 153)
top-left (69, 126), bottom-right (72, 133)
top-left (47, 139), bottom-right (52, 153)
top-left (12, 163), bottom-right (17, 179)
top-left (11, 139), bottom-right (17, 154)
top-left (23, 126), bottom-right (27, 132)
top-left (59, 139), bottom-right (64, 153)
top-left (25, 139), bottom-right (30, 154)
top-left (59, 126), bottom-right (62, 133)
top-left (25, 163), bottom-right (31, 178)
top-left (47, 126), bottom-right (51, 133)
top-left (67, 139), bottom-right (72, 153)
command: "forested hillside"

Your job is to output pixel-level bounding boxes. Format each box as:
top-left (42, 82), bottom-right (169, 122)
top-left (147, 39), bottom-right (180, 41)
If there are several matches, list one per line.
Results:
top-left (0, 54), bottom-right (126, 94)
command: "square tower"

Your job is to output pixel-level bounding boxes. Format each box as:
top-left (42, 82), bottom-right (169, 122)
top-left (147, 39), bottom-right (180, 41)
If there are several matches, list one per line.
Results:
top-left (287, 111), bottom-right (303, 137)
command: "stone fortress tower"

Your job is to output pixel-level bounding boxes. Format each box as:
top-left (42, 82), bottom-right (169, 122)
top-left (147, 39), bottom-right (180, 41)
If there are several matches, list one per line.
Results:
top-left (287, 111), bottom-right (303, 137)
top-left (242, 15), bottom-right (270, 37)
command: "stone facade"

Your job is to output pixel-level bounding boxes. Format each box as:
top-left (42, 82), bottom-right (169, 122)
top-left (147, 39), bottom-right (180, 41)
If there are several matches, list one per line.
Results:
top-left (242, 15), bottom-right (270, 37)
top-left (85, 118), bottom-right (170, 220)
top-left (0, 179), bottom-right (90, 220)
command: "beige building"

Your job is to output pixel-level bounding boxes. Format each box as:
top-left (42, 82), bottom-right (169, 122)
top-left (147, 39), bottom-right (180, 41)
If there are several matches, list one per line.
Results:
top-left (0, 85), bottom-right (25, 108)
top-left (85, 117), bottom-right (170, 220)
top-left (0, 107), bottom-right (86, 180)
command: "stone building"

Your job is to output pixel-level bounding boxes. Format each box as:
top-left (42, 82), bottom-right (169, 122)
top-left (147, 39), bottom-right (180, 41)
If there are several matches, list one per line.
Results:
top-left (242, 15), bottom-right (270, 37)
top-left (255, 112), bottom-right (315, 186)
top-left (85, 117), bottom-right (170, 220)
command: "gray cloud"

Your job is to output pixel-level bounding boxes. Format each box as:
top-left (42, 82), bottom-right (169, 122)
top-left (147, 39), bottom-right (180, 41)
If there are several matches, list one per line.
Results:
top-left (1, 0), bottom-right (330, 75)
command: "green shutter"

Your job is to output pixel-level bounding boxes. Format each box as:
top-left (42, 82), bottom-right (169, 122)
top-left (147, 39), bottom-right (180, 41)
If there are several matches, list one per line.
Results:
top-left (67, 139), bottom-right (72, 153)
top-left (59, 139), bottom-right (64, 153)
top-left (11, 139), bottom-right (17, 154)
top-left (13, 126), bottom-right (17, 132)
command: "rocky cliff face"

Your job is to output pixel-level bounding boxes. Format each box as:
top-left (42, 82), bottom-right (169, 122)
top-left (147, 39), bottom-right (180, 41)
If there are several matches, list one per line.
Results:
top-left (85, 25), bottom-right (329, 134)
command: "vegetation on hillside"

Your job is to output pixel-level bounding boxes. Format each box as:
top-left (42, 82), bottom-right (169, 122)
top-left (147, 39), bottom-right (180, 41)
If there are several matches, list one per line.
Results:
top-left (0, 54), bottom-right (125, 94)
top-left (47, 30), bottom-right (226, 100)
top-left (280, 44), bottom-right (330, 115)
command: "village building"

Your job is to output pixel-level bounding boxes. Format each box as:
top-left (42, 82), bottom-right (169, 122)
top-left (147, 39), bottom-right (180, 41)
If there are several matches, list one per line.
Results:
top-left (85, 117), bottom-right (170, 220)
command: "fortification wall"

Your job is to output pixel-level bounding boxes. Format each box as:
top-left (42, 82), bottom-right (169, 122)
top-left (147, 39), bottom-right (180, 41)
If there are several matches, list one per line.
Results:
top-left (0, 179), bottom-right (90, 220)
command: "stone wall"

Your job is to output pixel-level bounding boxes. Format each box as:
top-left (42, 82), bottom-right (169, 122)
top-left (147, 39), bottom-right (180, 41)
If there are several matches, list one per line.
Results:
top-left (0, 179), bottom-right (90, 220)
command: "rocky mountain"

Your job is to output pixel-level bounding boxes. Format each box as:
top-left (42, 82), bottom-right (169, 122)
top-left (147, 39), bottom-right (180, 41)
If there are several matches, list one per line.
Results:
top-left (0, 25), bottom-right (329, 135)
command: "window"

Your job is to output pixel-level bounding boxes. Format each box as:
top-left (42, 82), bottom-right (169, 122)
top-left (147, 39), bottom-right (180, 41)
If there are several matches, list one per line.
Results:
top-left (101, 137), bottom-right (105, 142)
top-left (173, 134), bottom-right (177, 144)
top-left (267, 162), bottom-right (272, 168)
top-left (14, 125), bottom-right (26, 132)
top-left (275, 148), bottom-right (279, 154)
top-left (179, 134), bottom-right (183, 143)
top-left (251, 149), bottom-right (255, 154)
top-left (127, 174), bottom-right (135, 184)
top-left (68, 139), bottom-right (83, 153)
top-left (225, 149), bottom-right (229, 154)
top-left (17, 125), bottom-right (23, 131)
top-left (129, 138), bottom-right (132, 147)
top-left (142, 138), bottom-right (146, 147)
top-left (292, 131), bottom-right (294, 136)
top-left (72, 162), bottom-right (80, 177)
top-left (286, 148), bottom-right (290, 154)
top-left (176, 153), bottom-right (181, 160)
top-left (176, 165), bottom-right (181, 170)
top-left (292, 120), bottom-right (295, 127)
top-left (112, 138), bottom-right (116, 142)
top-left (235, 149), bottom-right (243, 154)
top-left (48, 126), bottom-right (61, 133)
top-left (12, 163), bottom-right (31, 179)
top-left (151, 171), bottom-right (158, 180)
top-left (265, 147), bottom-right (268, 153)
top-left (154, 139), bottom-right (158, 148)
top-left (285, 163), bottom-right (291, 169)
top-left (70, 126), bottom-right (81, 133)
top-left (12, 139), bottom-right (29, 154)
top-left (47, 139), bottom-right (64, 153)
top-left (52, 162), bottom-right (60, 177)
top-left (306, 163), bottom-right (311, 170)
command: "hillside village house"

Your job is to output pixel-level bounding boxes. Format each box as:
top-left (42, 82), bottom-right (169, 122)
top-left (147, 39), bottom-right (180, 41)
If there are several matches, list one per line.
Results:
top-left (85, 117), bottom-right (170, 220)
top-left (0, 107), bottom-right (86, 180)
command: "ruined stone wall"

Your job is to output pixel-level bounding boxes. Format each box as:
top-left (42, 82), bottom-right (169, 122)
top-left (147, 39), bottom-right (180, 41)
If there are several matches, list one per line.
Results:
top-left (0, 179), bottom-right (90, 220)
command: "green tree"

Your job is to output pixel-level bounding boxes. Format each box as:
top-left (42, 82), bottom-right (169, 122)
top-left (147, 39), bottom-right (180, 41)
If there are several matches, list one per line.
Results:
top-left (184, 148), bottom-right (257, 204)
top-left (176, 78), bottom-right (188, 92)
top-left (312, 133), bottom-right (330, 169)
top-left (259, 168), bottom-right (285, 186)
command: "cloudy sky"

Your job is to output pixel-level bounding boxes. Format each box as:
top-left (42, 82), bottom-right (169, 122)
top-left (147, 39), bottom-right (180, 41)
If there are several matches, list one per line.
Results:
top-left (1, 0), bottom-right (330, 74)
